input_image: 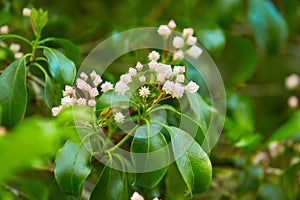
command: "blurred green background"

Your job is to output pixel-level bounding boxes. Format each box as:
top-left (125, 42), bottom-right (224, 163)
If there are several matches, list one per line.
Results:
top-left (1, 0), bottom-right (300, 199)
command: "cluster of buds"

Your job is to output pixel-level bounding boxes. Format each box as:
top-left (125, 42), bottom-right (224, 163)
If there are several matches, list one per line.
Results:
top-left (285, 74), bottom-right (300, 108)
top-left (157, 20), bottom-right (203, 60)
top-left (52, 71), bottom-right (114, 116)
top-left (131, 191), bottom-right (159, 200)
top-left (112, 50), bottom-right (199, 123)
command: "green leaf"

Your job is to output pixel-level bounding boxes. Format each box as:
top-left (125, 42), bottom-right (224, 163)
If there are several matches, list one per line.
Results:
top-left (42, 38), bottom-right (81, 65)
top-left (44, 75), bottom-right (63, 108)
top-left (0, 34), bottom-right (31, 45)
top-left (0, 58), bottom-right (27, 128)
top-left (43, 47), bottom-right (76, 88)
top-left (282, 161), bottom-right (300, 200)
top-left (30, 8), bottom-right (48, 37)
top-left (257, 184), bottom-right (284, 200)
top-left (216, 0), bottom-right (241, 28)
top-left (0, 118), bottom-right (60, 182)
top-left (219, 34), bottom-right (257, 84)
top-left (165, 163), bottom-right (188, 200)
top-left (90, 164), bottom-right (124, 200)
top-left (248, 0), bottom-right (288, 53)
top-left (54, 140), bottom-right (92, 196)
top-left (167, 126), bottom-right (212, 195)
top-left (198, 28), bottom-right (226, 56)
top-left (131, 124), bottom-right (169, 188)
top-left (266, 111), bottom-right (300, 145)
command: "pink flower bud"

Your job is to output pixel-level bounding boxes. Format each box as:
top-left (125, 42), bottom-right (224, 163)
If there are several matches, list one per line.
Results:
top-left (288, 96), bottom-right (298, 108)
top-left (183, 28), bottom-right (194, 37)
top-left (0, 25), bottom-right (9, 34)
top-left (168, 20), bottom-right (176, 29)
top-left (22, 8), bottom-right (31, 17)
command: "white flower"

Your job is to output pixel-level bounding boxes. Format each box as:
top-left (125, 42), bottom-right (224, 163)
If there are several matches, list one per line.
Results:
top-left (0, 25), bottom-right (9, 34)
top-left (148, 51), bottom-right (160, 61)
top-left (176, 74), bottom-right (185, 83)
top-left (173, 66), bottom-right (185, 74)
top-left (168, 20), bottom-right (176, 29)
top-left (61, 96), bottom-right (75, 106)
top-left (183, 28), bottom-right (194, 37)
top-left (22, 8), bottom-right (31, 17)
top-left (63, 85), bottom-right (74, 96)
top-left (80, 72), bottom-right (88, 81)
top-left (88, 99), bottom-right (96, 107)
top-left (148, 61), bottom-right (158, 71)
top-left (187, 36), bottom-right (197, 45)
top-left (90, 70), bottom-right (102, 86)
top-left (157, 25), bottom-right (171, 36)
top-left (172, 82), bottom-right (184, 98)
top-left (120, 73), bottom-right (132, 84)
top-left (288, 96), bottom-right (298, 108)
top-left (187, 45), bottom-right (203, 59)
top-left (173, 50), bottom-right (184, 60)
top-left (139, 75), bottom-right (146, 83)
top-left (163, 80), bottom-right (174, 94)
top-left (139, 86), bottom-right (150, 98)
top-left (173, 36), bottom-right (184, 49)
top-left (153, 198), bottom-right (159, 200)
top-left (76, 78), bottom-right (92, 91)
top-left (185, 81), bottom-right (199, 93)
top-left (163, 65), bottom-right (173, 79)
top-left (52, 106), bottom-right (63, 117)
top-left (131, 192), bottom-right (144, 200)
top-left (136, 62), bottom-right (143, 71)
top-left (9, 43), bottom-right (21, 52)
top-left (115, 81), bottom-right (130, 95)
top-left (157, 73), bottom-right (165, 82)
top-left (76, 98), bottom-right (87, 105)
top-left (14, 52), bottom-right (24, 59)
top-left (285, 74), bottom-right (300, 90)
top-left (129, 67), bottom-right (137, 76)
top-left (114, 112), bottom-right (125, 124)
top-left (101, 81), bottom-right (114, 92)
top-left (89, 88), bottom-right (99, 97)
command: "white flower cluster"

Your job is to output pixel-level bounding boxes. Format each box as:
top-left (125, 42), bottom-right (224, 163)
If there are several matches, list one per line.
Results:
top-left (157, 20), bottom-right (203, 60)
top-left (52, 71), bottom-right (114, 116)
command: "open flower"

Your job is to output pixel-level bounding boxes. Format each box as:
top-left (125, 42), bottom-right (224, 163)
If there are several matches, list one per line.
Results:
top-left (120, 74), bottom-right (132, 84)
top-left (187, 36), bottom-right (197, 45)
top-left (114, 112), bottom-right (125, 124)
top-left (89, 88), bottom-right (99, 97)
top-left (139, 86), bottom-right (150, 98)
top-left (101, 81), bottom-right (114, 92)
top-left (173, 50), bottom-right (184, 60)
top-left (129, 67), bottom-right (137, 76)
top-left (131, 192), bottom-right (144, 200)
top-left (148, 51), bottom-right (160, 61)
top-left (115, 81), bottom-right (129, 95)
top-left (52, 106), bottom-right (63, 117)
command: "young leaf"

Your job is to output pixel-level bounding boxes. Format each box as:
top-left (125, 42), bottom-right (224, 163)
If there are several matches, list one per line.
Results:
top-left (44, 75), bottom-right (63, 108)
top-left (90, 165), bottom-right (124, 200)
top-left (131, 124), bottom-right (169, 188)
top-left (0, 34), bottom-right (31, 45)
top-left (0, 59), bottom-right (27, 128)
top-left (168, 126), bottom-right (212, 195)
top-left (43, 47), bottom-right (76, 88)
top-left (54, 140), bottom-right (92, 196)
top-left (30, 8), bottom-right (48, 37)
top-left (248, 0), bottom-right (288, 53)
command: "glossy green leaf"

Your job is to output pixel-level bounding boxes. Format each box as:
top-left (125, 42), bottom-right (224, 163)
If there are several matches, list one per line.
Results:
top-left (0, 58), bottom-right (27, 128)
top-left (168, 126), bottom-right (212, 195)
top-left (266, 111), bottom-right (300, 145)
top-left (30, 8), bottom-right (48, 37)
top-left (131, 124), bottom-right (169, 188)
top-left (43, 47), bottom-right (76, 88)
top-left (198, 28), bottom-right (226, 56)
top-left (248, 0), bottom-right (288, 53)
top-left (43, 38), bottom-right (81, 65)
top-left (0, 118), bottom-right (60, 182)
top-left (90, 164), bottom-right (124, 200)
top-left (165, 163), bottom-right (187, 200)
top-left (216, 0), bottom-right (241, 28)
top-left (44, 75), bottom-right (63, 108)
top-left (54, 140), bottom-right (92, 196)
